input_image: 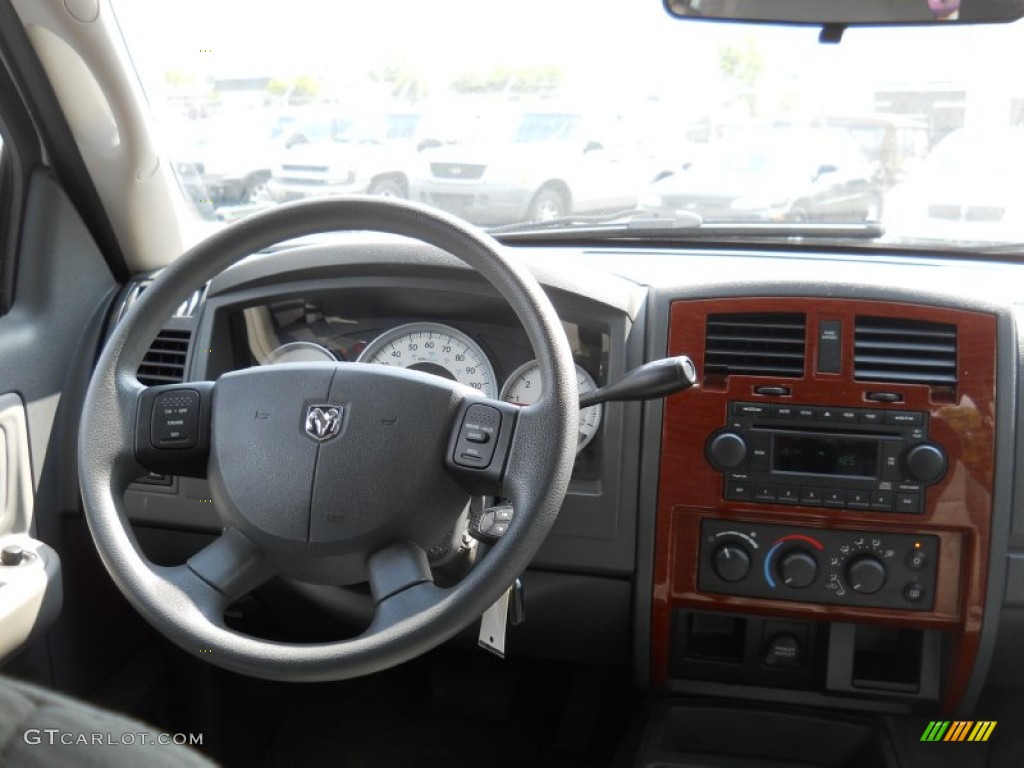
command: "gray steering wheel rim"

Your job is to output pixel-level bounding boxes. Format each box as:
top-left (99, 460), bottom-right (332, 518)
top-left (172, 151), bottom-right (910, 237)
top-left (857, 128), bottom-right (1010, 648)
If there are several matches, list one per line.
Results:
top-left (78, 196), bottom-right (578, 681)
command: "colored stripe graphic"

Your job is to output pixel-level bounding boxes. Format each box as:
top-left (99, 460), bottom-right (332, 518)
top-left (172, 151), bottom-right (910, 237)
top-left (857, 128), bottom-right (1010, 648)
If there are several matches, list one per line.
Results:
top-left (921, 721), bottom-right (949, 741)
top-left (944, 722), bottom-right (969, 741)
top-left (922, 721), bottom-right (997, 742)
top-left (971, 722), bottom-right (997, 742)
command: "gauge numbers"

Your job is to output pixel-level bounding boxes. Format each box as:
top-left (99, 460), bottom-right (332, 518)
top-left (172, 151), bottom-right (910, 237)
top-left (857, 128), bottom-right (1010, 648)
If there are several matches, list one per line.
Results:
top-left (500, 360), bottom-right (602, 453)
top-left (357, 322), bottom-right (498, 399)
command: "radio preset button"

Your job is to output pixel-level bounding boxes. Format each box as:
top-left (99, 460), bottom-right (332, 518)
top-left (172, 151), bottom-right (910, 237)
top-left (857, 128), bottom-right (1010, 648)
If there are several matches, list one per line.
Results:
top-left (870, 491), bottom-right (894, 511)
top-left (754, 483), bottom-right (776, 501)
top-left (822, 489), bottom-right (846, 508)
top-left (799, 487), bottom-right (823, 506)
top-left (777, 486), bottom-right (800, 504)
top-left (846, 490), bottom-right (871, 509)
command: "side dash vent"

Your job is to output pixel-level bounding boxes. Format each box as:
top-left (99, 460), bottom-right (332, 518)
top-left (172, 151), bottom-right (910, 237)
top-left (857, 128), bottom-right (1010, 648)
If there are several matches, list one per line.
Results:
top-left (854, 316), bottom-right (957, 387)
top-left (704, 312), bottom-right (806, 378)
top-left (137, 330), bottom-right (192, 385)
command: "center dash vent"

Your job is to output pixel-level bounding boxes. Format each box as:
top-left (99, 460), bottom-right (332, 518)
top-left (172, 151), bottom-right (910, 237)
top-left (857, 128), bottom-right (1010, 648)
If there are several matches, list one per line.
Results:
top-left (854, 316), bottom-right (957, 386)
top-left (137, 330), bottom-right (192, 386)
top-left (704, 312), bottom-right (806, 378)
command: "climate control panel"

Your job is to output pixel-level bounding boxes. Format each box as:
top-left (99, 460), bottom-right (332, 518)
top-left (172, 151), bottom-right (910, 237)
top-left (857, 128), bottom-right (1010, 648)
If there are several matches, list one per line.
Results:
top-left (697, 519), bottom-right (938, 611)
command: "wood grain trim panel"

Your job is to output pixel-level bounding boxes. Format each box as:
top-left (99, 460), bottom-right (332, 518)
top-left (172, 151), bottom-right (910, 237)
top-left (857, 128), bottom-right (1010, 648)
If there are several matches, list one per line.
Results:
top-left (651, 297), bottom-right (997, 714)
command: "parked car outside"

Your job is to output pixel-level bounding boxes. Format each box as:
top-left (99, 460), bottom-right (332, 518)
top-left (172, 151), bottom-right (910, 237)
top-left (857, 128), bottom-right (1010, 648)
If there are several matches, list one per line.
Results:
top-left (267, 111), bottom-right (425, 202)
top-left (410, 109), bottom-right (673, 225)
top-left (638, 127), bottom-right (882, 223)
top-left (884, 127), bottom-right (1024, 243)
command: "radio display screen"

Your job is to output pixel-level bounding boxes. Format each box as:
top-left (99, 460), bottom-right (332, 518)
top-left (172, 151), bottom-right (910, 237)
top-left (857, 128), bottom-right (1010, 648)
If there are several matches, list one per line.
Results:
top-left (773, 435), bottom-right (878, 478)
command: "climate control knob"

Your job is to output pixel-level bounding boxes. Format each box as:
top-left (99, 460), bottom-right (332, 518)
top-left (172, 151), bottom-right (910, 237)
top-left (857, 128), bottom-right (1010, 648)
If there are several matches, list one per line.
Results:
top-left (712, 543), bottom-right (751, 582)
top-left (778, 549), bottom-right (818, 589)
top-left (706, 431), bottom-right (748, 471)
top-left (845, 555), bottom-right (887, 595)
top-left (903, 443), bottom-right (947, 484)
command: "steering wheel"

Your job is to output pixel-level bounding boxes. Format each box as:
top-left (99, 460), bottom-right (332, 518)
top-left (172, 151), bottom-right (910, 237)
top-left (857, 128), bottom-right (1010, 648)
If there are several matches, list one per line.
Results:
top-left (78, 198), bottom-right (578, 681)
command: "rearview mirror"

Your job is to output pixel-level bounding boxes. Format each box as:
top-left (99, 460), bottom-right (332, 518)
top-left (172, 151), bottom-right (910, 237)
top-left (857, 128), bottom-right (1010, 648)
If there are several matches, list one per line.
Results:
top-left (663, 0), bottom-right (1024, 26)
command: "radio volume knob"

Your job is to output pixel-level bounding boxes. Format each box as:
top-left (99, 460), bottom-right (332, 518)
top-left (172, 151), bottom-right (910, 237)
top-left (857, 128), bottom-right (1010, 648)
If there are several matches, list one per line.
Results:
top-left (712, 543), bottom-right (751, 582)
top-left (845, 555), bottom-right (887, 595)
top-left (903, 443), bottom-right (947, 484)
top-left (706, 431), bottom-right (748, 471)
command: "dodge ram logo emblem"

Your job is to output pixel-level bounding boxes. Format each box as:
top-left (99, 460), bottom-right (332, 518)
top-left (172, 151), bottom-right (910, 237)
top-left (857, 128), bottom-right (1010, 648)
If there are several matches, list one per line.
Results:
top-left (304, 405), bottom-right (343, 442)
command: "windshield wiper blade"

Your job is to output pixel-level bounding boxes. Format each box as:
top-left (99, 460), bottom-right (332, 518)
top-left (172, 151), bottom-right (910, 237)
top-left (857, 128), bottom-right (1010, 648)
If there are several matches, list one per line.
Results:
top-left (493, 214), bottom-right (884, 241)
top-left (486, 208), bottom-right (653, 234)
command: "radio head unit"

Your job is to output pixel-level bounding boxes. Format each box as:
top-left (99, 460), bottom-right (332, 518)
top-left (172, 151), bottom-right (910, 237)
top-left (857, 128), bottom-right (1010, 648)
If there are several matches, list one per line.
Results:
top-left (705, 402), bottom-right (947, 514)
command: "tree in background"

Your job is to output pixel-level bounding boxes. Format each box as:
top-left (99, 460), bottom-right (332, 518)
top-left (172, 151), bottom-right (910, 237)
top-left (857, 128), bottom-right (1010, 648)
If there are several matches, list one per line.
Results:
top-left (718, 37), bottom-right (764, 117)
top-left (450, 64), bottom-right (563, 96)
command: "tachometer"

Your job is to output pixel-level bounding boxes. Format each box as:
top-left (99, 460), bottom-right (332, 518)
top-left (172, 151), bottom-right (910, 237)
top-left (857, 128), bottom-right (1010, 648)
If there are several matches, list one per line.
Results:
top-left (500, 360), bottom-right (602, 453)
top-left (357, 322), bottom-right (498, 399)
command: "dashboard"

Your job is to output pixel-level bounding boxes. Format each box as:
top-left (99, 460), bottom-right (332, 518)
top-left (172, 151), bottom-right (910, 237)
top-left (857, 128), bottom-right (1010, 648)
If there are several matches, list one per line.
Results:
top-left (119, 235), bottom-right (1023, 716)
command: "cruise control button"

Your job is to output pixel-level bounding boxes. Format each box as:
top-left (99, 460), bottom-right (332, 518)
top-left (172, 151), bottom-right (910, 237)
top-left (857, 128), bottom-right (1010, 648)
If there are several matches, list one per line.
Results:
top-left (151, 389), bottom-right (200, 449)
top-left (453, 404), bottom-right (502, 468)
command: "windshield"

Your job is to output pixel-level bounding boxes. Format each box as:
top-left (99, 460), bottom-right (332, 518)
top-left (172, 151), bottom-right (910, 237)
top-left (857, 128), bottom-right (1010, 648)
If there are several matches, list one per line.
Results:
top-left (111, 0), bottom-right (1024, 247)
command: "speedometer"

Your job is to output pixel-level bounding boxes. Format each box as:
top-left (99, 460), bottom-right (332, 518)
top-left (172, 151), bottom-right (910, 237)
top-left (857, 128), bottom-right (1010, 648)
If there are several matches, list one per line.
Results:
top-left (357, 322), bottom-right (498, 399)
top-left (500, 360), bottom-right (602, 453)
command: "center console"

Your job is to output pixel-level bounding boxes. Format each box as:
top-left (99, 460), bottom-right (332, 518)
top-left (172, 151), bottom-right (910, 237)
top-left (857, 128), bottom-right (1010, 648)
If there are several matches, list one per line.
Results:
top-left (651, 297), bottom-right (997, 714)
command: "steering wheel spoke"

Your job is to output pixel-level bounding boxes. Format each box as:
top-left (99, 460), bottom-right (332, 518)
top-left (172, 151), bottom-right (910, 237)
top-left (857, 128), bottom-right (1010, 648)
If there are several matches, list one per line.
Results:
top-left (135, 381), bottom-right (215, 478)
top-left (183, 529), bottom-right (274, 604)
